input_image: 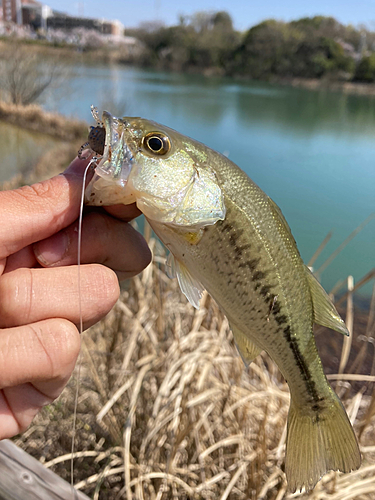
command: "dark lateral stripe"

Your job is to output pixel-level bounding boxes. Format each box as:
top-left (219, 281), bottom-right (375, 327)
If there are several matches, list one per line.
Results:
top-left (218, 218), bottom-right (322, 410)
top-left (282, 324), bottom-right (323, 409)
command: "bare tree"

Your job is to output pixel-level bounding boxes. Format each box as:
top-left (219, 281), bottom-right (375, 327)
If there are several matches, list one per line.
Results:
top-left (0, 42), bottom-right (69, 105)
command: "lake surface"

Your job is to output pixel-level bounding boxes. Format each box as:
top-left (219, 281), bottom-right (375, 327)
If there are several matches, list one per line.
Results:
top-left (9, 65), bottom-right (375, 296)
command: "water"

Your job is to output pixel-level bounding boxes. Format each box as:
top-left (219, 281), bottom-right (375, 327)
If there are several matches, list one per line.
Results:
top-left (0, 121), bottom-right (60, 183)
top-left (11, 65), bottom-right (375, 295)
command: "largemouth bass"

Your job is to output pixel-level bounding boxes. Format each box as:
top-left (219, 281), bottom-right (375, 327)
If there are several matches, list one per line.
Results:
top-left (83, 109), bottom-right (361, 492)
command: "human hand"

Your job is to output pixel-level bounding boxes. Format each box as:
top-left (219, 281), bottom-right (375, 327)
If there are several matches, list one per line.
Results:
top-left (0, 157), bottom-right (151, 439)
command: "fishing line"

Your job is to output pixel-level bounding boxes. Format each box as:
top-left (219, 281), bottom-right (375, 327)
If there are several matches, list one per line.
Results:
top-left (71, 158), bottom-right (96, 496)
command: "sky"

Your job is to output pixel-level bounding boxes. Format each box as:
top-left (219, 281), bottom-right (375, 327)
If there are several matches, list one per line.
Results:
top-left (43, 0), bottom-right (375, 31)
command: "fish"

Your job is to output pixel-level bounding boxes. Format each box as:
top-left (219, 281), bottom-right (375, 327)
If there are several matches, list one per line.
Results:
top-left (83, 108), bottom-right (361, 492)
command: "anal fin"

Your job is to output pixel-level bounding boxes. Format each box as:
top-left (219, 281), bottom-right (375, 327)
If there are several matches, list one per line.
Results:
top-left (230, 323), bottom-right (262, 366)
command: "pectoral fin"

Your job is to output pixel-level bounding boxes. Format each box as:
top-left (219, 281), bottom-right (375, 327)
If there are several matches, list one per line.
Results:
top-left (230, 323), bottom-right (262, 366)
top-left (167, 254), bottom-right (205, 309)
top-left (305, 266), bottom-right (349, 336)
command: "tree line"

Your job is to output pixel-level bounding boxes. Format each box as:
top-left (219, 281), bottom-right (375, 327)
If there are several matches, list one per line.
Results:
top-left (127, 13), bottom-right (375, 83)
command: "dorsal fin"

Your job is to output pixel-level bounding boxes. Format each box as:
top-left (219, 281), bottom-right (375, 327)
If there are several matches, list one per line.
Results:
top-left (305, 266), bottom-right (349, 336)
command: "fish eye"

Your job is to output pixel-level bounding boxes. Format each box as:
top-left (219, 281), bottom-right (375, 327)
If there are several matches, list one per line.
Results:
top-left (143, 132), bottom-right (171, 155)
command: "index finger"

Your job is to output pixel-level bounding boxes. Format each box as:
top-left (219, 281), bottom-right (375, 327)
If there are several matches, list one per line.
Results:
top-left (0, 158), bottom-right (140, 261)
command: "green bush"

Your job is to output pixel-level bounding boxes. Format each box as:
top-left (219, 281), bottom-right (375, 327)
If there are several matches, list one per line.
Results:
top-left (131, 13), bottom-right (372, 81)
top-left (231, 20), bottom-right (355, 79)
top-left (353, 54), bottom-right (375, 82)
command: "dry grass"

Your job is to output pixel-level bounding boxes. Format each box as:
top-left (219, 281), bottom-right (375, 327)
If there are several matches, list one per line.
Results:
top-left (12, 232), bottom-right (375, 500)
top-left (0, 100), bottom-right (87, 141)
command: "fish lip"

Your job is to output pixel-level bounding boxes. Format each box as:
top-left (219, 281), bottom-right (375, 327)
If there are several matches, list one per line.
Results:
top-left (94, 110), bottom-right (134, 186)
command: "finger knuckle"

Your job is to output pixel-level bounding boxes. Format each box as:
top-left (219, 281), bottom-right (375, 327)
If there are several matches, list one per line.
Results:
top-left (34, 319), bottom-right (80, 380)
top-left (85, 264), bottom-right (120, 314)
top-left (17, 179), bottom-right (56, 202)
top-left (0, 269), bottom-right (32, 327)
top-left (91, 264), bottom-right (120, 298)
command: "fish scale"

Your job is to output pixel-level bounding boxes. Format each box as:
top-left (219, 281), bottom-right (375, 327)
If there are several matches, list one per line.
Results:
top-left (151, 192), bottom-right (327, 408)
top-left (84, 110), bottom-right (361, 492)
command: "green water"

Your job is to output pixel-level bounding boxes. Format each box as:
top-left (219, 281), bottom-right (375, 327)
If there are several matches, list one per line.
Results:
top-left (13, 66), bottom-right (375, 295)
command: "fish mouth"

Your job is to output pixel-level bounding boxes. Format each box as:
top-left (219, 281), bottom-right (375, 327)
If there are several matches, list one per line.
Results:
top-left (85, 110), bottom-right (137, 206)
top-left (94, 110), bottom-right (134, 186)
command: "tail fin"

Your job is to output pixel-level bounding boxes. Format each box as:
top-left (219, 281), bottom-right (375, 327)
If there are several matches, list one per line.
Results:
top-left (285, 392), bottom-right (361, 492)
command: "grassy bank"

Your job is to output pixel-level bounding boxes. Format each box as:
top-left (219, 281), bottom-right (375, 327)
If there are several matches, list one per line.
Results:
top-left (11, 230), bottom-right (375, 500)
top-left (0, 101), bottom-right (87, 141)
top-left (0, 38), bottom-right (139, 66)
top-left (0, 101), bottom-right (88, 189)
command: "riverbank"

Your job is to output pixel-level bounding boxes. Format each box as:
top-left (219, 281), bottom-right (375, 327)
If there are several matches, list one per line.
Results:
top-left (275, 76), bottom-right (375, 96)
top-left (0, 101), bottom-right (87, 140)
top-left (0, 37), bottom-right (139, 65)
top-left (0, 101), bottom-right (87, 189)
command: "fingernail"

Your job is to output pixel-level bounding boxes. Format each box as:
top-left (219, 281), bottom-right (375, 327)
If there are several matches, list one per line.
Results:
top-left (34, 231), bottom-right (70, 266)
top-left (61, 157), bottom-right (85, 177)
top-left (61, 157), bottom-right (94, 184)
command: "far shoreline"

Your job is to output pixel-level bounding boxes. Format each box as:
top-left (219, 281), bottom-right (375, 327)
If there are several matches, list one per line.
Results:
top-left (274, 76), bottom-right (375, 96)
top-left (2, 38), bottom-right (375, 98)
